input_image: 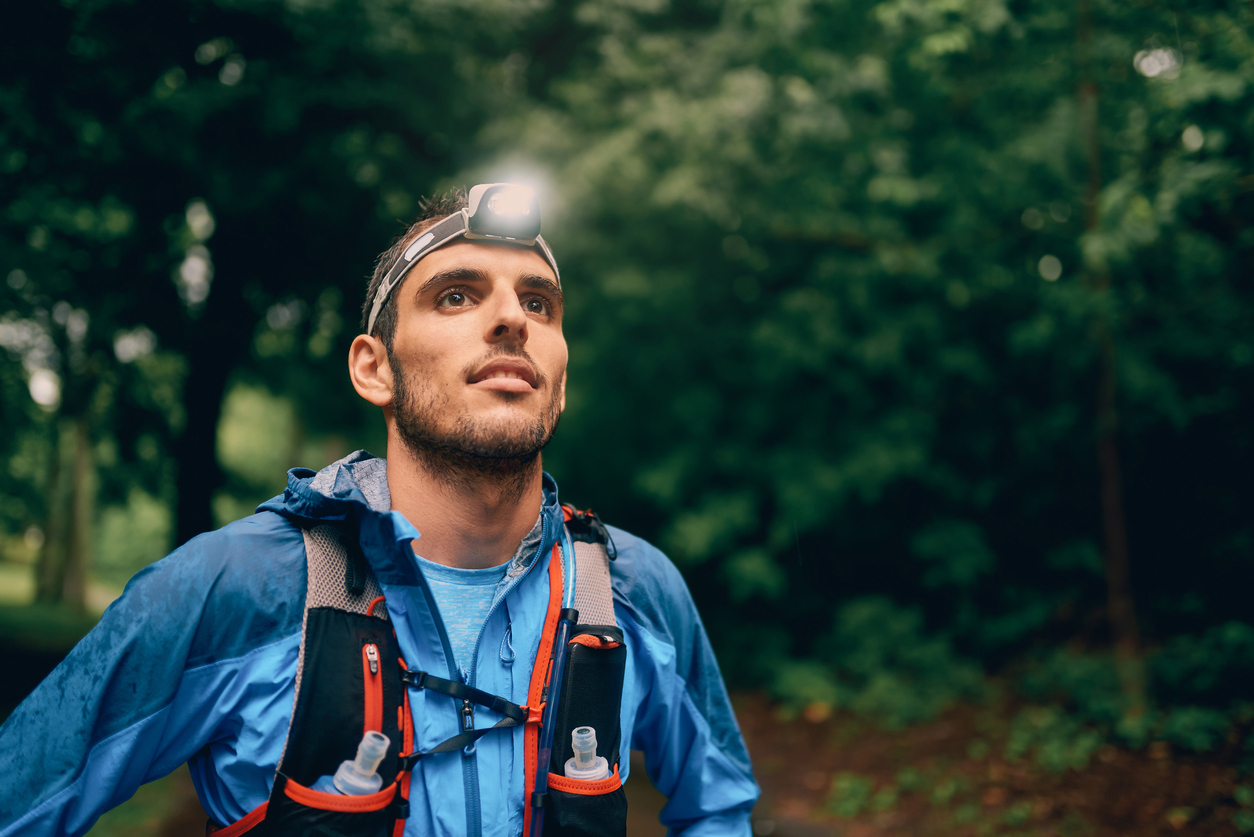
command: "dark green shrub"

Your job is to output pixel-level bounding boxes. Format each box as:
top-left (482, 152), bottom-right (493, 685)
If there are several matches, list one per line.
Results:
top-left (771, 596), bottom-right (984, 729)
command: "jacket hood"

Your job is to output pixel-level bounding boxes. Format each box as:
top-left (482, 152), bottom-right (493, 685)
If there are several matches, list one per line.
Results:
top-left (259, 449), bottom-right (564, 586)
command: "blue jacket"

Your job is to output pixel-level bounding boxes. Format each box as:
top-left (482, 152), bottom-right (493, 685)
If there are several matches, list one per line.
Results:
top-left (0, 452), bottom-right (759, 836)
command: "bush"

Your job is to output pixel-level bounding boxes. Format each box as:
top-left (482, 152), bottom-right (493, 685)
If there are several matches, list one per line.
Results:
top-left (1005, 705), bottom-right (1105, 772)
top-left (1153, 622), bottom-right (1254, 709)
top-left (771, 597), bottom-right (983, 729)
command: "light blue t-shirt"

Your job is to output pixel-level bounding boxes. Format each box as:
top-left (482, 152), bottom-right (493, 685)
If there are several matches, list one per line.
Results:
top-left (413, 514), bottom-right (546, 679)
top-left (415, 556), bottom-right (508, 678)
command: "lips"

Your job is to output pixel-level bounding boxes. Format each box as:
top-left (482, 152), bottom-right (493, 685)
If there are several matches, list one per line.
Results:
top-left (468, 358), bottom-right (538, 390)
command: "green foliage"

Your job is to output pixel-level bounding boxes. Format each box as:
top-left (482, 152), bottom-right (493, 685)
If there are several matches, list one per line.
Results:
top-left (772, 597), bottom-right (983, 728)
top-left (520, 0), bottom-right (1254, 740)
top-left (1153, 621), bottom-right (1254, 708)
top-left (930, 775), bottom-right (970, 807)
top-left (1, 0), bottom-right (1252, 758)
top-left (1016, 636), bottom-right (1253, 759)
top-left (1235, 786), bottom-right (1254, 836)
top-left (827, 772), bottom-right (875, 818)
top-left (1158, 706), bottom-right (1232, 753)
top-left (83, 765), bottom-right (195, 837)
top-left (94, 488), bottom-right (172, 590)
top-left (1005, 705), bottom-right (1105, 773)
top-left (911, 520), bottom-right (996, 590)
top-left (0, 603), bottom-right (98, 654)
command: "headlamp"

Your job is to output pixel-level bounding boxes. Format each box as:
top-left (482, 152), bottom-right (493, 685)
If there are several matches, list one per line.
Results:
top-left (366, 183), bottom-right (560, 336)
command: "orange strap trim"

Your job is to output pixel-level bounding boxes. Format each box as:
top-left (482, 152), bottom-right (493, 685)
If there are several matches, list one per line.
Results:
top-left (209, 801), bottom-right (268, 836)
top-left (393, 657), bottom-right (416, 837)
top-left (367, 595), bottom-right (386, 617)
top-left (521, 540), bottom-right (565, 837)
top-left (392, 767), bottom-right (412, 837)
top-left (569, 635), bottom-right (621, 649)
top-left (546, 765), bottom-right (622, 795)
top-left (362, 644), bottom-right (383, 735)
top-left (283, 778), bottom-right (398, 812)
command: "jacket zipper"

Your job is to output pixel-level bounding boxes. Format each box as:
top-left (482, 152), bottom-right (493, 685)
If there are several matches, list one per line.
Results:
top-left (461, 510), bottom-right (554, 837)
top-left (362, 643), bottom-right (383, 735)
top-left (408, 562), bottom-right (473, 837)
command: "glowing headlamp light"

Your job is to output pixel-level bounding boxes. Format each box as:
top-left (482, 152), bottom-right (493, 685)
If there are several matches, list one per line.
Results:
top-left (365, 183), bottom-right (560, 336)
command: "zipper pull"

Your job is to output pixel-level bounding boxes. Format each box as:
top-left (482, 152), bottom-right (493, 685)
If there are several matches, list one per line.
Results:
top-left (462, 699), bottom-right (474, 731)
top-left (365, 643), bottom-right (379, 675)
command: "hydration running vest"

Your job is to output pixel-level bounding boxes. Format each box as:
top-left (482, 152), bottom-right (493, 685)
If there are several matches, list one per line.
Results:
top-left (208, 506), bottom-right (628, 837)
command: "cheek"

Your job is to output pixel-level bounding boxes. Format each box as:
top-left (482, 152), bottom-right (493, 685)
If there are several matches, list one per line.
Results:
top-left (395, 325), bottom-right (460, 377)
top-left (540, 338), bottom-right (569, 381)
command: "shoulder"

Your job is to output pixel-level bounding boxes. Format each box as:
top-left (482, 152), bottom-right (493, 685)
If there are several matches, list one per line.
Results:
top-left (8, 510), bottom-right (310, 755)
top-left (120, 508), bottom-right (308, 669)
top-left (601, 525), bottom-right (755, 774)
top-left (604, 525), bottom-right (685, 597)
top-left (602, 525), bottom-right (702, 652)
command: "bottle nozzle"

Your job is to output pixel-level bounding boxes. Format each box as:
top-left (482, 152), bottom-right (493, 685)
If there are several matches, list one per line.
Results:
top-left (354, 730), bottom-right (390, 775)
top-left (571, 726), bottom-right (598, 770)
top-left (331, 730), bottom-right (390, 795)
top-left (564, 725), bottom-right (610, 780)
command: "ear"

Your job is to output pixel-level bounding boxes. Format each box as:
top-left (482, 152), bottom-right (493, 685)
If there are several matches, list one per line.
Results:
top-left (348, 334), bottom-right (394, 408)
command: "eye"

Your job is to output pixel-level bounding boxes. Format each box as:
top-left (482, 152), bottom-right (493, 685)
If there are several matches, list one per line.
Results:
top-left (436, 289), bottom-right (471, 309)
top-left (522, 296), bottom-right (551, 317)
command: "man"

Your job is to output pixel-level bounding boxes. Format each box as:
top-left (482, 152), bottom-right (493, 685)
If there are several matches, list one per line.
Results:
top-left (0, 184), bottom-right (759, 836)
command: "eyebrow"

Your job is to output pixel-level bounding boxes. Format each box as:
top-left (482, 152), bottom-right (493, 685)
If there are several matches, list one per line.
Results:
top-left (414, 267), bottom-right (490, 300)
top-left (520, 274), bottom-right (564, 308)
top-left (414, 267), bottom-right (564, 309)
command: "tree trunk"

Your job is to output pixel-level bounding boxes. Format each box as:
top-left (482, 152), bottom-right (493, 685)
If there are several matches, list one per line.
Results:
top-left (1078, 0), bottom-right (1146, 721)
top-left (173, 340), bottom-right (235, 546)
top-left (61, 416), bottom-right (93, 610)
top-left (172, 240), bottom-right (252, 547)
top-left (35, 419), bottom-right (68, 603)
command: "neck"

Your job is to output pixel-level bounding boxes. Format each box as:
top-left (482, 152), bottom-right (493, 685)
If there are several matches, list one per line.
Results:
top-left (385, 432), bottom-right (545, 570)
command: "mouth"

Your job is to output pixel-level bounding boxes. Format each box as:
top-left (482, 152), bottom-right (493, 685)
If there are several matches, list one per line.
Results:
top-left (467, 358), bottom-right (539, 393)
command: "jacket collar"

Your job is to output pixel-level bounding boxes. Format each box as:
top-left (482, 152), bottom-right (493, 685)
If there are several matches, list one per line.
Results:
top-left (260, 450), bottom-right (565, 586)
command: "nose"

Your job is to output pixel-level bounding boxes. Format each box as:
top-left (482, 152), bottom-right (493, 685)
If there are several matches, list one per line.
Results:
top-left (484, 285), bottom-right (529, 346)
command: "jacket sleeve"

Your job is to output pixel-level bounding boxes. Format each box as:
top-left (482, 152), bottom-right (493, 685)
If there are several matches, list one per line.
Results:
top-left (0, 511), bottom-right (305, 837)
top-left (610, 528), bottom-right (759, 837)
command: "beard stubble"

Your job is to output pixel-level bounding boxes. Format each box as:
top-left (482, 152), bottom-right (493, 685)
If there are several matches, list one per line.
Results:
top-left (390, 345), bottom-right (563, 496)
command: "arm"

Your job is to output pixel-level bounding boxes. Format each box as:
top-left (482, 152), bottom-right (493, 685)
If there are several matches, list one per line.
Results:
top-left (0, 511), bottom-right (305, 837)
top-left (610, 529), bottom-right (760, 837)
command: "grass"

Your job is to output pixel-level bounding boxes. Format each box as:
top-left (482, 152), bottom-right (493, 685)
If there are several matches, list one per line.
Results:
top-left (0, 561), bottom-right (34, 606)
top-left (0, 601), bottom-right (99, 653)
top-left (83, 765), bottom-right (197, 837)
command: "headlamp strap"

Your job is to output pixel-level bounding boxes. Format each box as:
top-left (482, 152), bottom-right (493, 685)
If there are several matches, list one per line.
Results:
top-left (366, 209), bottom-right (561, 337)
top-left (367, 212), bottom-right (469, 335)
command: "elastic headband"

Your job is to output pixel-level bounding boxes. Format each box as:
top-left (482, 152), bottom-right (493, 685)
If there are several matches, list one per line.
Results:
top-left (366, 183), bottom-right (560, 336)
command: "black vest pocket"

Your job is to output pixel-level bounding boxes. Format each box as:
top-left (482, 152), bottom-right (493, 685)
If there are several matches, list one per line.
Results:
top-left (544, 775), bottom-right (628, 837)
top-left (260, 776), bottom-right (398, 836)
top-left (544, 625), bottom-right (628, 837)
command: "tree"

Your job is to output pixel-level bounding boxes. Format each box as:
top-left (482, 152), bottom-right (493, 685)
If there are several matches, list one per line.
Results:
top-left (502, 0), bottom-right (1254, 716)
top-left (1, 0), bottom-right (577, 587)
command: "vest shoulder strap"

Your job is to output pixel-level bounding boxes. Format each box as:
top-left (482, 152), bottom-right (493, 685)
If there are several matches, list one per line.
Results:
top-left (566, 510), bottom-right (617, 628)
top-left (294, 524), bottom-right (388, 700)
top-left (302, 523), bottom-right (388, 616)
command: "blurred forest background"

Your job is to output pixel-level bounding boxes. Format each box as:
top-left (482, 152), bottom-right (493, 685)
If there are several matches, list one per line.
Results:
top-left (2, 0), bottom-right (1253, 834)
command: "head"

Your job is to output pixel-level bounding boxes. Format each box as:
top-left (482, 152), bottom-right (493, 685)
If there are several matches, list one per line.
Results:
top-left (349, 188), bottom-right (568, 487)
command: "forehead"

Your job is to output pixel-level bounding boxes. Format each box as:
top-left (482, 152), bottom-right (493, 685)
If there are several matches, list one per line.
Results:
top-left (404, 239), bottom-right (557, 289)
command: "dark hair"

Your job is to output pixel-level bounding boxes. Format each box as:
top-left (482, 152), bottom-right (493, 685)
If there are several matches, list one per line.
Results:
top-left (361, 188), bottom-right (469, 350)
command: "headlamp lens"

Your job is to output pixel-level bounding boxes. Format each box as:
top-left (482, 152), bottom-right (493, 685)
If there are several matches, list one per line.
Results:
top-left (486, 186), bottom-right (533, 217)
top-left (467, 183), bottom-right (542, 242)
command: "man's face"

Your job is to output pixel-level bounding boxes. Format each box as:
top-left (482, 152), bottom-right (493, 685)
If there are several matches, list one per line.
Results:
top-left (385, 239), bottom-right (567, 467)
